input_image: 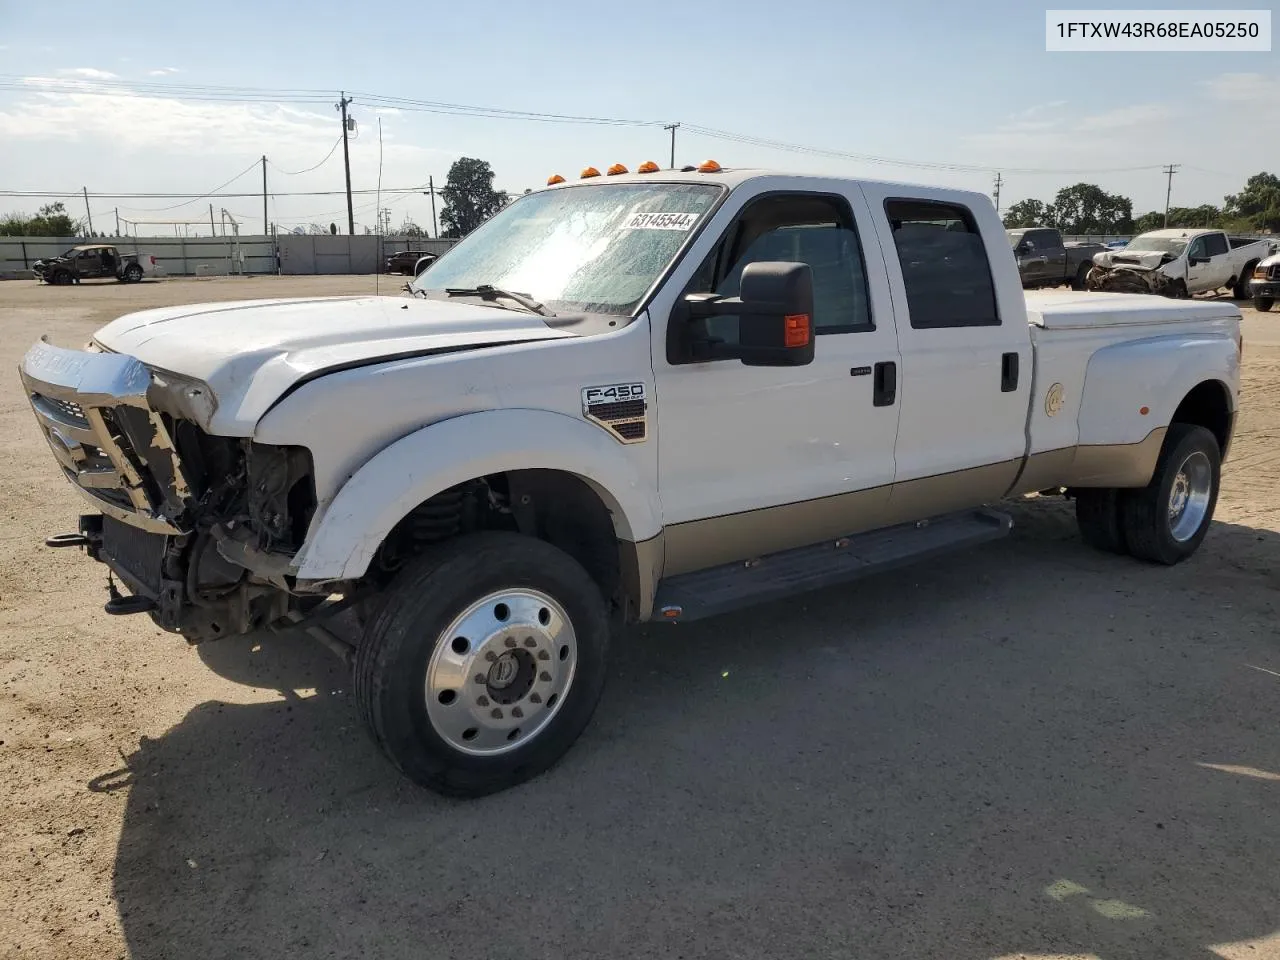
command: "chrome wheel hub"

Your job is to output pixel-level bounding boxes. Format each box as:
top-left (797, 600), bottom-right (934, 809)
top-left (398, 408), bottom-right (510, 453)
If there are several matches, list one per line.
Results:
top-left (424, 588), bottom-right (577, 756)
top-left (1168, 450), bottom-right (1212, 542)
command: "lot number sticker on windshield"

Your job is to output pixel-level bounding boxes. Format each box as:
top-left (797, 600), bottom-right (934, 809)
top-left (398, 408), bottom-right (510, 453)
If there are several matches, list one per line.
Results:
top-left (622, 212), bottom-right (698, 231)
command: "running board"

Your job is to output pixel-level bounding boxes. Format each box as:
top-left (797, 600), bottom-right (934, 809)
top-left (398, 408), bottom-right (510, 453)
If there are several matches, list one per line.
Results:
top-left (650, 508), bottom-right (1013, 623)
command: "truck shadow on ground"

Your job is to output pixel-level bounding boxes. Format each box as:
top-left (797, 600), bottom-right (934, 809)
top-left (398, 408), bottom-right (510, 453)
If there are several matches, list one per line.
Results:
top-left (103, 498), bottom-right (1280, 960)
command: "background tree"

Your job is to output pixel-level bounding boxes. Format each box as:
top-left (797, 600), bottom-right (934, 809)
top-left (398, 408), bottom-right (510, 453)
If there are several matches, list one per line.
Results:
top-left (396, 220), bottom-right (429, 239)
top-left (1223, 172), bottom-right (1280, 232)
top-left (1133, 211), bottom-right (1165, 233)
top-left (0, 202), bottom-right (79, 237)
top-left (440, 157), bottom-right (507, 238)
top-left (1049, 182), bottom-right (1133, 234)
top-left (1002, 199), bottom-right (1052, 229)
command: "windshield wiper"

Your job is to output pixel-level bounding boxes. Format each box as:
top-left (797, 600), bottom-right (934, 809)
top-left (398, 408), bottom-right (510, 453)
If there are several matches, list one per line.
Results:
top-left (444, 284), bottom-right (554, 317)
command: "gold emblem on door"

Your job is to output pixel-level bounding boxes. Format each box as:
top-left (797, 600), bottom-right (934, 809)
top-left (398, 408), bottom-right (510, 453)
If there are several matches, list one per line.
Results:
top-left (1045, 383), bottom-right (1065, 417)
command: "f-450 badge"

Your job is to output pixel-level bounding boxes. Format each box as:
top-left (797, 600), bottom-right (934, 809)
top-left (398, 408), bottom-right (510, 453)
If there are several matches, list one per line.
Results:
top-left (581, 382), bottom-right (648, 444)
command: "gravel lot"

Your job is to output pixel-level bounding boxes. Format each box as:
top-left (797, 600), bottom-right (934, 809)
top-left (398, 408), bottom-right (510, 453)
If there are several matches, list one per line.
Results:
top-left (2, 275), bottom-right (1279, 960)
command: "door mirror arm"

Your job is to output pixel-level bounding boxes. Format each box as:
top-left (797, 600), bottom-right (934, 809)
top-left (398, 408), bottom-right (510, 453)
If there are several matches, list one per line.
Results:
top-left (674, 261), bottom-right (817, 368)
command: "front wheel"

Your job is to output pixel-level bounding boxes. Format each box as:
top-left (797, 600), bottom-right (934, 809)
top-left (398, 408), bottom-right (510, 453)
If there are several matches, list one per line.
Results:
top-left (1118, 423), bottom-right (1221, 565)
top-left (1072, 262), bottom-right (1091, 291)
top-left (1255, 296), bottom-right (1274, 312)
top-left (354, 532), bottom-right (610, 798)
top-left (123, 264), bottom-right (143, 282)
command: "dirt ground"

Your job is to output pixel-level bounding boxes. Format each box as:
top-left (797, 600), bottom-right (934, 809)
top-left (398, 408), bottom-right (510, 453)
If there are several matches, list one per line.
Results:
top-left (2, 275), bottom-right (1279, 960)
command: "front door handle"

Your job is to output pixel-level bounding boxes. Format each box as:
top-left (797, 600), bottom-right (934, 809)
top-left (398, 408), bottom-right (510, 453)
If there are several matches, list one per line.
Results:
top-left (873, 361), bottom-right (896, 406)
top-left (1001, 352), bottom-right (1019, 392)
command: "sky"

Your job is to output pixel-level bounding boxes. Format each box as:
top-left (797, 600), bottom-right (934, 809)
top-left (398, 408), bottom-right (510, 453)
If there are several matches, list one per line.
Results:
top-left (0, 0), bottom-right (1275, 236)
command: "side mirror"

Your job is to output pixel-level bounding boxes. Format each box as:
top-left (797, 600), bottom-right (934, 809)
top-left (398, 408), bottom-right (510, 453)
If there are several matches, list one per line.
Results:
top-left (682, 261), bottom-right (815, 367)
top-left (1188, 256), bottom-right (1204, 266)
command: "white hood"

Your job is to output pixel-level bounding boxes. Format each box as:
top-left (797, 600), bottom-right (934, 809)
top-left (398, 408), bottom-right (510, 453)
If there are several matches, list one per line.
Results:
top-left (94, 295), bottom-right (576, 435)
top-left (1093, 249), bottom-right (1169, 270)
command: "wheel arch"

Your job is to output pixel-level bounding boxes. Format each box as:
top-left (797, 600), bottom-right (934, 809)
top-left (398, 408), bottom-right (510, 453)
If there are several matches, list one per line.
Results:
top-left (1171, 378), bottom-right (1235, 460)
top-left (291, 408), bottom-right (663, 612)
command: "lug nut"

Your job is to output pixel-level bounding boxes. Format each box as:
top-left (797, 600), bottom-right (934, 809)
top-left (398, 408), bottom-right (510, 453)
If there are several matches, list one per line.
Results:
top-left (504, 637), bottom-right (517, 648)
top-left (511, 707), bottom-right (523, 718)
top-left (491, 708), bottom-right (503, 720)
top-left (523, 636), bottom-right (536, 648)
top-left (474, 674), bottom-right (486, 684)
top-left (539, 671), bottom-right (552, 682)
top-left (537, 650), bottom-right (550, 661)
top-left (485, 651), bottom-right (497, 662)
top-left (529, 693), bottom-right (542, 704)
top-left (477, 695), bottom-right (490, 707)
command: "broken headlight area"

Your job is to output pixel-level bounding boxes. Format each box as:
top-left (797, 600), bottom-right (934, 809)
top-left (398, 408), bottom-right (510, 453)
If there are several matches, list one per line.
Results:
top-left (81, 433), bottom-right (318, 644)
top-left (1086, 263), bottom-right (1178, 296)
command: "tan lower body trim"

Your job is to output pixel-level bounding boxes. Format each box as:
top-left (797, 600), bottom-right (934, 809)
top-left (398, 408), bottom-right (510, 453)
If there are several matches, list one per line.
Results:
top-left (1012, 428), bottom-right (1167, 493)
top-left (662, 459), bottom-right (1019, 578)
top-left (658, 430), bottom-right (1168, 585)
top-left (619, 533), bottom-right (664, 622)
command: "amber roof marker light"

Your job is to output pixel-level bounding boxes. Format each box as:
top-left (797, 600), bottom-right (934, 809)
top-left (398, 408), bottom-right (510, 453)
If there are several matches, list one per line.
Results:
top-left (637, 161), bottom-right (660, 173)
top-left (546, 174), bottom-right (566, 185)
top-left (606, 163), bottom-right (628, 176)
top-left (580, 166), bottom-right (601, 179)
top-left (697, 159), bottom-right (723, 173)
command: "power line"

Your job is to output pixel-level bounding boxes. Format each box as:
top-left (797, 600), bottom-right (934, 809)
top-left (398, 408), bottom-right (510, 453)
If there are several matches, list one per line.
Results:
top-left (122, 158), bottom-right (263, 211)
top-left (269, 136), bottom-right (343, 175)
top-left (0, 73), bottom-right (1176, 177)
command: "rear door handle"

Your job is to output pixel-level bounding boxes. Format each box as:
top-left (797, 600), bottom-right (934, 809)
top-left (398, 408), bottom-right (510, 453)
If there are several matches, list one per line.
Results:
top-left (873, 361), bottom-right (896, 406)
top-left (1001, 352), bottom-right (1019, 392)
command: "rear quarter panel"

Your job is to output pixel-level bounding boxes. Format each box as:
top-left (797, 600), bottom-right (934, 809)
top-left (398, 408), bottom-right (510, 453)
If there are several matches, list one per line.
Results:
top-left (1074, 320), bottom-right (1239, 446)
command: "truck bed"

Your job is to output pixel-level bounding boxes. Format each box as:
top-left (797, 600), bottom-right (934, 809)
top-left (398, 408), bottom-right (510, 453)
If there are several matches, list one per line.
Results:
top-left (1024, 289), bottom-right (1240, 330)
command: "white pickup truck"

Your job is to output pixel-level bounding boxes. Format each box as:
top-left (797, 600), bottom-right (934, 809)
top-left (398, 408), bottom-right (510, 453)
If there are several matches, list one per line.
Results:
top-left (18, 164), bottom-right (1242, 797)
top-left (1088, 227), bottom-right (1269, 299)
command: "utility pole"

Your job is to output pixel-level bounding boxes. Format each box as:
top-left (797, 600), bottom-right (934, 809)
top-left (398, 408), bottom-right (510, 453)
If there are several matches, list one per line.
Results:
top-left (262, 155), bottom-right (269, 236)
top-left (114, 207), bottom-right (120, 236)
top-left (209, 203), bottom-right (216, 236)
top-left (81, 187), bottom-right (94, 236)
top-left (1162, 163), bottom-right (1179, 227)
top-left (992, 172), bottom-right (1003, 215)
top-left (663, 123), bottom-right (680, 169)
top-left (425, 177), bottom-right (438, 239)
top-left (336, 92), bottom-right (355, 234)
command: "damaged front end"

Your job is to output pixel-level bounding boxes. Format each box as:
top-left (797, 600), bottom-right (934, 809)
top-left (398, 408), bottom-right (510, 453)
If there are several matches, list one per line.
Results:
top-left (1086, 251), bottom-right (1181, 296)
top-left (19, 338), bottom-right (319, 643)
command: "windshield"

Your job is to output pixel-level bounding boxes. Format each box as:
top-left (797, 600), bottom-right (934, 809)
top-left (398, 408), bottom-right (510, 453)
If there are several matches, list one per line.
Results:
top-left (410, 181), bottom-right (725, 316)
top-left (1124, 234), bottom-right (1187, 255)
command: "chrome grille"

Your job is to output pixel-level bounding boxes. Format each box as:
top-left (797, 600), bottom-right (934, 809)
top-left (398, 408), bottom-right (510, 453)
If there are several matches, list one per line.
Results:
top-left (19, 339), bottom-right (187, 535)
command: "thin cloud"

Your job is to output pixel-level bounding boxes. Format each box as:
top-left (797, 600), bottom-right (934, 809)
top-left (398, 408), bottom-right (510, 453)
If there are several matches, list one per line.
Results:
top-left (1203, 72), bottom-right (1271, 102)
top-left (1075, 103), bottom-right (1176, 132)
top-left (58, 67), bottom-right (118, 80)
top-left (147, 67), bottom-right (181, 76)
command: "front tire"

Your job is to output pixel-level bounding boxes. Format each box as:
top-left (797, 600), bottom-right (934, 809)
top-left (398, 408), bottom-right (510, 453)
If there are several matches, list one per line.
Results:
top-left (354, 532), bottom-right (610, 798)
top-left (123, 264), bottom-right (143, 282)
top-left (1118, 424), bottom-right (1221, 565)
top-left (1255, 296), bottom-right (1274, 312)
top-left (1072, 262), bottom-right (1091, 291)
top-left (1234, 263), bottom-right (1258, 301)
